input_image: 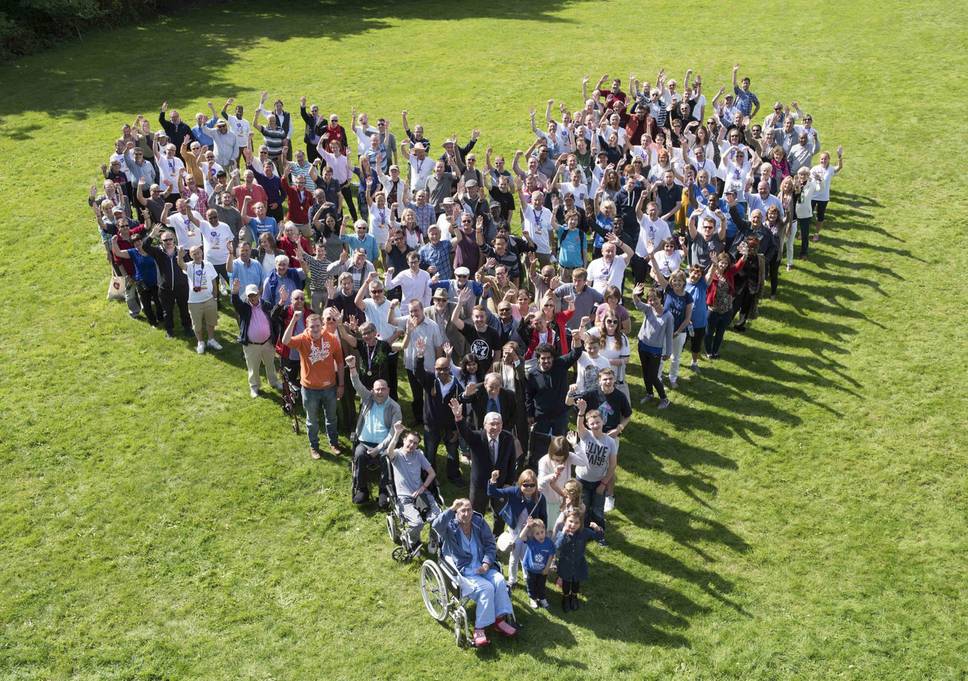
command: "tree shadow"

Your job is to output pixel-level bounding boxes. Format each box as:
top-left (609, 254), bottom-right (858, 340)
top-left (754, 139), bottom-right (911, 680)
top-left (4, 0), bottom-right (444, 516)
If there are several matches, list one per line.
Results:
top-left (0, 0), bottom-right (589, 128)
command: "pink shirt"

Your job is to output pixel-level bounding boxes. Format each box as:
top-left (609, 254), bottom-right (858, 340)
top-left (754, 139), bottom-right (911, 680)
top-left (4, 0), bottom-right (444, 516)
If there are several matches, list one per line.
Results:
top-left (248, 303), bottom-right (271, 344)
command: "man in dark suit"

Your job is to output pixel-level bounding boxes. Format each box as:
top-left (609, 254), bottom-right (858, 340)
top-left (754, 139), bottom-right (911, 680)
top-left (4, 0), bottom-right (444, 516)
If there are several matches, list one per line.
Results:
top-left (414, 348), bottom-right (465, 485)
top-left (459, 372), bottom-right (520, 461)
top-left (450, 398), bottom-right (516, 535)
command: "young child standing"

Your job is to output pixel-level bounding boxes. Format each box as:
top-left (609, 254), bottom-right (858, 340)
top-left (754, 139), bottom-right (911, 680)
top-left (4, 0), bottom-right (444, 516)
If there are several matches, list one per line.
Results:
top-left (520, 518), bottom-right (556, 609)
top-left (552, 478), bottom-right (587, 539)
top-left (554, 510), bottom-right (604, 612)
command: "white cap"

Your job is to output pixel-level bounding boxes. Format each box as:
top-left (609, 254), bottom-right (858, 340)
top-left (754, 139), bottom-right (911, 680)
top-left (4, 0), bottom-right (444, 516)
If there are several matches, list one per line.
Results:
top-left (244, 284), bottom-right (260, 297)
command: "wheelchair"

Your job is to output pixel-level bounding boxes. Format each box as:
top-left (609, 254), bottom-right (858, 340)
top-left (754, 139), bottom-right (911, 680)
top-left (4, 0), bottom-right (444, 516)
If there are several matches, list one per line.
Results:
top-left (279, 359), bottom-right (301, 435)
top-left (418, 518), bottom-right (517, 649)
top-left (384, 456), bottom-right (445, 564)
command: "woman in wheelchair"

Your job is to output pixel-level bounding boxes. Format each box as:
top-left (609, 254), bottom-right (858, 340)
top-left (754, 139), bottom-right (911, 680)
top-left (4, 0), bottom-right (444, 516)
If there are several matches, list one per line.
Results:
top-left (431, 498), bottom-right (518, 647)
top-left (383, 422), bottom-right (441, 552)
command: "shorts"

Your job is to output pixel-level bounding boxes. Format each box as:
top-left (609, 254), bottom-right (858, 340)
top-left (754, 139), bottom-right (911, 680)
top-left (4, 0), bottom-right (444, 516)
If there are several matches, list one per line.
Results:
top-left (188, 296), bottom-right (218, 332)
top-left (812, 199), bottom-right (828, 221)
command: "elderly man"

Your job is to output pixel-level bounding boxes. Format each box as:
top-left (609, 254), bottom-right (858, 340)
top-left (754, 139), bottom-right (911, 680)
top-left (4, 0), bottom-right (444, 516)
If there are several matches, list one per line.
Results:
top-left (519, 189), bottom-right (554, 265)
top-left (586, 234), bottom-right (633, 295)
top-left (449, 398), bottom-right (516, 535)
top-left (346, 354), bottom-right (402, 506)
top-left (208, 118), bottom-right (239, 169)
top-left (460, 372), bottom-right (519, 444)
top-left (177, 244), bottom-right (221, 354)
top-left (283, 309), bottom-right (344, 459)
top-left (262, 254), bottom-right (305, 306)
top-left (231, 279), bottom-right (282, 397)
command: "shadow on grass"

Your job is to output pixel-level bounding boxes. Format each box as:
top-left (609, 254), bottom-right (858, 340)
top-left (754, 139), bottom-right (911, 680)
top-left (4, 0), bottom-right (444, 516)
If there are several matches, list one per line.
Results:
top-left (0, 0), bottom-right (589, 131)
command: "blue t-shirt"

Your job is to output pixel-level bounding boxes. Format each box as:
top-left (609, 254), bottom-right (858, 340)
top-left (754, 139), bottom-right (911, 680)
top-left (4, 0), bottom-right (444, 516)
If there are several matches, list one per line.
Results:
top-left (248, 216), bottom-right (278, 240)
top-left (361, 401), bottom-right (388, 444)
top-left (685, 280), bottom-right (709, 329)
top-left (523, 537), bottom-right (556, 574)
top-left (342, 234), bottom-right (379, 262)
top-left (126, 249), bottom-right (158, 286)
top-left (556, 226), bottom-right (585, 268)
top-left (663, 289), bottom-right (693, 330)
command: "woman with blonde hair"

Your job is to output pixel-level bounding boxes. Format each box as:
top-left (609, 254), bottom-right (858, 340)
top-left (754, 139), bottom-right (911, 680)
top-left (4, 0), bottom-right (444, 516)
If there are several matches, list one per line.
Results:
top-left (487, 468), bottom-right (547, 589)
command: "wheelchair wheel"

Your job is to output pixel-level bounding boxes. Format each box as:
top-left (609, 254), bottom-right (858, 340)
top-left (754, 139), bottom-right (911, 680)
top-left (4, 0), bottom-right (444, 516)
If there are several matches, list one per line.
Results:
top-left (420, 560), bottom-right (449, 622)
top-left (386, 513), bottom-right (400, 545)
top-left (453, 608), bottom-right (469, 648)
top-left (392, 546), bottom-right (409, 563)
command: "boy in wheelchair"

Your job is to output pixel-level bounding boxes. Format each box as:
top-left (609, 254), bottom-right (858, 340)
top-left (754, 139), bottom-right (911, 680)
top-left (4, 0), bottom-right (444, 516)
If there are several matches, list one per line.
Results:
top-left (381, 422), bottom-right (442, 557)
top-left (431, 498), bottom-right (518, 647)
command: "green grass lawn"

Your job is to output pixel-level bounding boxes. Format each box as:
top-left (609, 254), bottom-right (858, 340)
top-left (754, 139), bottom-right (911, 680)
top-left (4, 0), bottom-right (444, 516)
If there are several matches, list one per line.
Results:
top-left (1, 1), bottom-right (966, 679)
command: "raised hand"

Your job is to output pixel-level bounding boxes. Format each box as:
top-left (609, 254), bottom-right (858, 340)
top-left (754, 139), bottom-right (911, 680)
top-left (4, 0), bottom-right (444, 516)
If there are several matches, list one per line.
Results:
top-left (392, 420), bottom-right (404, 435)
top-left (345, 354), bottom-right (357, 370)
top-left (575, 398), bottom-right (587, 413)
top-left (490, 470), bottom-right (500, 484)
top-left (442, 341), bottom-right (453, 357)
top-left (448, 397), bottom-right (462, 420)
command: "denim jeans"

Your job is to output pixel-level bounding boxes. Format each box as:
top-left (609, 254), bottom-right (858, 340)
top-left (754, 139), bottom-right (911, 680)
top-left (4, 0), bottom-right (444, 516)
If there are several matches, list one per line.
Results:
top-left (579, 477), bottom-right (607, 530)
top-left (302, 386), bottom-right (338, 449)
top-left (704, 309), bottom-right (734, 356)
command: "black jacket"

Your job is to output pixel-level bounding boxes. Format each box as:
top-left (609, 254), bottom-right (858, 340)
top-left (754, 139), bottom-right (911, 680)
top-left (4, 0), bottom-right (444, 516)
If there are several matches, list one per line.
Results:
top-left (525, 346), bottom-right (583, 420)
top-left (460, 386), bottom-right (518, 434)
top-left (143, 238), bottom-right (188, 292)
top-left (458, 420), bottom-right (516, 493)
top-left (414, 360), bottom-right (462, 429)
top-left (231, 293), bottom-right (277, 345)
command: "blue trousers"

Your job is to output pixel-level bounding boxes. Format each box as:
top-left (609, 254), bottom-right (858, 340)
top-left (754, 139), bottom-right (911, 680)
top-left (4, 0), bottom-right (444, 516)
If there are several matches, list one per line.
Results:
top-left (302, 386), bottom-right (338, 449)
top-left (458, 567), bottom-right (514, 628)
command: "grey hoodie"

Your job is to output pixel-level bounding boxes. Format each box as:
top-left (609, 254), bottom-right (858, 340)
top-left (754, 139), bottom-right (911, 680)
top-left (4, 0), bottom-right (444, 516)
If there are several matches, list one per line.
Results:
top-left (633, 297), bottom-right (674, 352)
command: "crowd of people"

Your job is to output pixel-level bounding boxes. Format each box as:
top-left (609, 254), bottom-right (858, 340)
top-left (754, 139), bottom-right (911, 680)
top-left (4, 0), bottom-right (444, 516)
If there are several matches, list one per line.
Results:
top-left (90, 66), bottom-right (843, 646)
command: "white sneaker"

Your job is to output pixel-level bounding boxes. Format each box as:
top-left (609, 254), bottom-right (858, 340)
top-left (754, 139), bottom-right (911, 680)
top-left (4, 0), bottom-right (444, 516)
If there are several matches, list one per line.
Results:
top-left (196, 341), bottom-right (206, 354)
top-left (604, 495), bottom-right (615, 513)
top-left (538, 598), bottom-right (549, 608)
top-left (657, 398), bottom-right (671, 409)
top-left (529, 598), bottom-right (539, 609)
top-left (690, 362), bottom-right (700, 372)
top-left (207, 338), bottom-right (223, 350)
top-left (250, 387), bottom-right (260, 398)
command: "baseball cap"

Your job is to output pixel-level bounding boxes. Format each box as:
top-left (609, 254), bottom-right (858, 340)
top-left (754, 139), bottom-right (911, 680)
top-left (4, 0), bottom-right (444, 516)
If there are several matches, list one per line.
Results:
top-left (244, 284), bottom-right (260, 297)
top-left (454, 266), bottom-right (470, 277)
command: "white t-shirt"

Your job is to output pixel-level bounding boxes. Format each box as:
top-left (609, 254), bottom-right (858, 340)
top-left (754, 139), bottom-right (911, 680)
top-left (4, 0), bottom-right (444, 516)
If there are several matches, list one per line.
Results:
top-left (185, 260), bottom-right (217, 303)
top-left (199, 219), bottom-right (235, 266)
top-left (408, 155), bottom-right (434, 192)
top-left (156, 155), bottom-right (185, 192)
top-left (577, 353), bottom-right (611, 393)
top-left (362, 298), bottom-right (397, 341)
top-left (600, 334), bottom-right (631, 383)
top-left (690, 94), bottom-right (707, 121)
top-left (167, 210), bottom-right (203, 251)
top-left (575, 431), bottom-right (617, 483)
top-left (558, 181), bottom-right (588, 205)
top-left (586, 254), bottom-right (628, 295)
top-left (811, 164), bottom-right (838, 202)
top-left (521, 204), bottom-right (553, 255)
top-left (636, 216), bottom-right (672, 257)
top-left (368, 204), bottom-right (392, 246)
top-left (226, 114), bottom-right (251, 149)
top-left (653, 250), bottom-right (683, 278)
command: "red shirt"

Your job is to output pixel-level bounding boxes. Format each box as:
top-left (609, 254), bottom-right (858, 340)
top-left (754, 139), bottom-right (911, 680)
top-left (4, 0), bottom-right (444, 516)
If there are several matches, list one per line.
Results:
top-left (282, 177), bottom-right (314, 224)
top-left (113, 224), bottom-right (145, 277)
top-left (277, 234), bottom-right (312, 269)
top-left (234, 183), bottom-right (268, 218)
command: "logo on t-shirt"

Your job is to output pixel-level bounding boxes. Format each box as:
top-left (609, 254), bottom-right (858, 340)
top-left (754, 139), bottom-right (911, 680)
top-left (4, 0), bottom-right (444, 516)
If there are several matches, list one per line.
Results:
top-left (308, 338), bottom-right (331, 364)
top-left (470, 338), bottom-right (491, 360)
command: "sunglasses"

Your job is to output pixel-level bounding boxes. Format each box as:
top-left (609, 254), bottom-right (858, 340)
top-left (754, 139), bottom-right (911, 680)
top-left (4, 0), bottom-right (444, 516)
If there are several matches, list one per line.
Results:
top-left (605, 319), bottom-right (617, 324)
top-left (521, 483), bottom-right (536, 488)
